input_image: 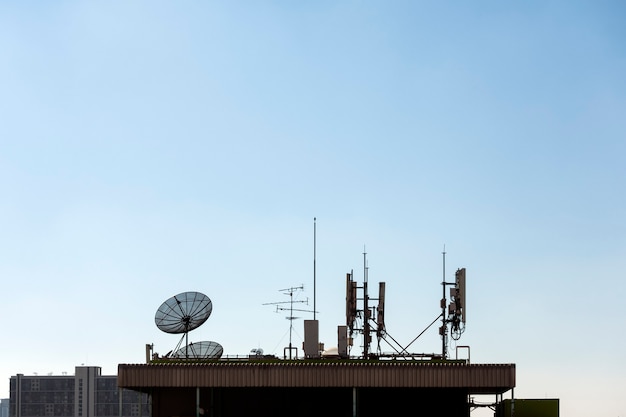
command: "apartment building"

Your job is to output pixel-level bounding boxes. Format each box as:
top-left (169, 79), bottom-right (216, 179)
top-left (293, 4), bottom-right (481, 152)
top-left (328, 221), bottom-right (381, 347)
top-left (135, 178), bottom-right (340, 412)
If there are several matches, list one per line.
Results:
top-left (10, 367), bottom-right (148, 417)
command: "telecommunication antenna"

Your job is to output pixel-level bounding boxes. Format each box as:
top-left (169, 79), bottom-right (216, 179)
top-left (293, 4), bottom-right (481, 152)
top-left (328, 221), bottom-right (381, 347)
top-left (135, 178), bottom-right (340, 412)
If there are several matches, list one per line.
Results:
top-left (363, 248), bottom-right (370, 358)
top-left (313, 217), bottom-right (317, 321)
top-left (263, 285), bottom-right (316, 359)
top-left (441, 247), bottom-right (448, 358)
top-left (439, 247), bottom-right (467, 359)
top-left (344, 249), bottom-right (386, 359)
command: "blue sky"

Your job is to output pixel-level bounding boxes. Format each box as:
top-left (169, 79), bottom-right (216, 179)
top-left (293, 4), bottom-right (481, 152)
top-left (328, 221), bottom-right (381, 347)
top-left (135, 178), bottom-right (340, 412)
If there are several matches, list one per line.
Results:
top-left (1, 1), bottom-right (625, 416)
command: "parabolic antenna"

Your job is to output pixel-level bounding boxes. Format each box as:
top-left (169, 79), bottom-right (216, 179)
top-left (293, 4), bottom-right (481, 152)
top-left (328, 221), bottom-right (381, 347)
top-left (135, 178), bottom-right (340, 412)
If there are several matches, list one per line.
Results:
top-left (172, 341), bottom-right (224, 359)
top-left (155, 291), bottom-right (213, 334)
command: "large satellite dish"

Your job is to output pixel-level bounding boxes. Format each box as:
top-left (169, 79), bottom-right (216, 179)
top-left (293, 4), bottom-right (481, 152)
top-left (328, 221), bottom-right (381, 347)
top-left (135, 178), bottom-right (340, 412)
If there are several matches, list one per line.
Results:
top-left (172, 341), bottom-right (224, 359)
top-left (155, 291), bottom-right (212, 334)
top-left (155, 291), bottom-right (215, 359)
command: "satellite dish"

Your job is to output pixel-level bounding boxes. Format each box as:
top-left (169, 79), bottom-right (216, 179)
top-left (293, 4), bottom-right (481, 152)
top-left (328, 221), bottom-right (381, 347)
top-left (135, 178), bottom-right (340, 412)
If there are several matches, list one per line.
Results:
top-left (155, 291), bottom-right (214, 359)
top-left (155, 291), bottom-right (213, 334)
top-left (172, 341), bottom-right (224, 359)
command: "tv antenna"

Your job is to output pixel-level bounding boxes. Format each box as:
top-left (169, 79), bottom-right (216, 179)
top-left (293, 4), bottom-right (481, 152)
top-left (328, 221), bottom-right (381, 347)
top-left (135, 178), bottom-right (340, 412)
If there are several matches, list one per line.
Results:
top-left (263, 285), bottom-right (316, 359)
top-left (154, 291), bottom-right (223, 359)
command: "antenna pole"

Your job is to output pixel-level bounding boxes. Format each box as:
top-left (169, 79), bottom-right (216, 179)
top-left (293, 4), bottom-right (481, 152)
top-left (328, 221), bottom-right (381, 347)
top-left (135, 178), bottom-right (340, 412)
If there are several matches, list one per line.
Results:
top-left (442, 245), bottom-right (447, 360)
top-left (363, 247), bottom-right (370, 359)
top-left (313, 217), bottom-right (316, 321)
top-left (289, 288), bottom-right (294, 359)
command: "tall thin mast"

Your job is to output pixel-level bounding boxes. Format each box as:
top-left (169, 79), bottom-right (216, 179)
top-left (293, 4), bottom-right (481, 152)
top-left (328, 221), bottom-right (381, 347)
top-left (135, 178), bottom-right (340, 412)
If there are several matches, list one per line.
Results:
top-left (363, 247), bottom-right (369, 359)
top-left (313, 217), bottom-right (317, 321)
top-left (441, 245), bottom-right (447, 359)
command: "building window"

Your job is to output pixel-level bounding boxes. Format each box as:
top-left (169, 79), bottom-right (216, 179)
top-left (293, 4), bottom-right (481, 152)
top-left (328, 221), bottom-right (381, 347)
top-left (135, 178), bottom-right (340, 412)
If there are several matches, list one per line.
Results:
top-left (30, 380), bottom-right (40, 391)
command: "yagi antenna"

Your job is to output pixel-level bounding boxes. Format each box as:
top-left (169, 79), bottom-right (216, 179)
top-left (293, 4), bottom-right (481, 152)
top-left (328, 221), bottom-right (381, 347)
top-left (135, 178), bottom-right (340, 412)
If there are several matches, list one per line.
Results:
top-left (264, 285), bottom-right (317, 359)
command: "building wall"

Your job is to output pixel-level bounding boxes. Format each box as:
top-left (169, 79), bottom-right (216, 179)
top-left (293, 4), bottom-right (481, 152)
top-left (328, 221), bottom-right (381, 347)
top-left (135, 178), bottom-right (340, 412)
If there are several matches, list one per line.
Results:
top-left (150, 386), bottom-right (469, 417)
top-left (118, 361), bottom-right (516, 390)
top-left (1, 398), bottom-right (9, 417)
top-left (9, 367), bottom-right (149, 417)
top-left (497, 398), bottom-right (559, 417)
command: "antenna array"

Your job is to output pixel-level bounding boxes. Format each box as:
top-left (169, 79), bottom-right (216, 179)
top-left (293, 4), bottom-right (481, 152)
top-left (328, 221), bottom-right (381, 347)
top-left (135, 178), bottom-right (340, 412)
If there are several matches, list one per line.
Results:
top-left (345, 251), bottom-right (387, 359)
top-left (439, 248), bottom-right (467, 359)
top-left (344, 248), bottom-right (467, 361)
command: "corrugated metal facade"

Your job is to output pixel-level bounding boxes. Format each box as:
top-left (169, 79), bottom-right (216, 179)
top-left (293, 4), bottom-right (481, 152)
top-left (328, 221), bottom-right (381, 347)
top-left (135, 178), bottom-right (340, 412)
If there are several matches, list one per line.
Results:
top-left (118, 361), bottom-right (515, 394)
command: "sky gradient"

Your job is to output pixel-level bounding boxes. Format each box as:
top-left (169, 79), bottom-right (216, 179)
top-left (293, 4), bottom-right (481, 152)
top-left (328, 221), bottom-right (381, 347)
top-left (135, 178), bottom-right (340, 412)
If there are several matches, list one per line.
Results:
top-left (1, 2), bottom-right (625, 416)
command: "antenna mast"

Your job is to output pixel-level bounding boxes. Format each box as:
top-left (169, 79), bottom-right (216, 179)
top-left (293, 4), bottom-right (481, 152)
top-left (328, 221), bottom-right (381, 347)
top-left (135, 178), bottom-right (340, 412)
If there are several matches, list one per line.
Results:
top-left (363, 247), bottom-right (371, 359)
top-left (441, 246), bottom-right (448, 359)
top-left (344, 248), bottom-right (388, 359)
top-left (313, 217), bottom-right (317, 321)
top-left (263, 285), bottom-right (315, 359)
top-left (439, 246), bottom-right (467, 360)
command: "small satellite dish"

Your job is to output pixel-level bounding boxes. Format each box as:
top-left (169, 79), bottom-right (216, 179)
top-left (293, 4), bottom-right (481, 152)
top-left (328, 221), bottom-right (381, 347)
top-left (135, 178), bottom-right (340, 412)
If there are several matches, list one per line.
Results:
top-left (155, 291), bottom-right (213, 334)
top-left (172, 341), bottom-right (224, 359)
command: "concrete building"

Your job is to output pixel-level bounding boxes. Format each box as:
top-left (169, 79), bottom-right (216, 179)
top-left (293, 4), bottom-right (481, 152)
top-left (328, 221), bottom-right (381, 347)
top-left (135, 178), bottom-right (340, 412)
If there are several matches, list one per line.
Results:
top-left (118, 359), bottom-right (516, 417)
top-left (1, 398), bottom-right (9, 417)
top-left (9, 366), bottom-right (148, 417)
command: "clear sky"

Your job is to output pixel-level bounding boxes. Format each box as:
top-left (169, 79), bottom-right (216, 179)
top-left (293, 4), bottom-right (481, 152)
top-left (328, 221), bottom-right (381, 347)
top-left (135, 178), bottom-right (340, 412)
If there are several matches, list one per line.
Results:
top-left (1, 1), bottom-right (625, 416)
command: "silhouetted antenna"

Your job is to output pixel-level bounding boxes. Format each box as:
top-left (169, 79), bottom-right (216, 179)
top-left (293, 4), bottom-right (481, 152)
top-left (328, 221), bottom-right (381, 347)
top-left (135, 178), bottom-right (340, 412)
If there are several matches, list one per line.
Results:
top-left (439, 247), bottom-right (468, 358)
top-left (313, 217), bottom-right (317, 320)
top-left (264, 285), bottom-right (316, 359)
top-left (377, 282), bottom-right (386, 338)
top-left (346, 270), bottom-right (357, 333)
top-left (441, 246), bottom-right (447, 358)
top-left (450, 267), bottom-right (466, 340)
top-left (363, 248), bottom-right (371, 358)
top-left (343, 249), bottom-right (388, 359)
